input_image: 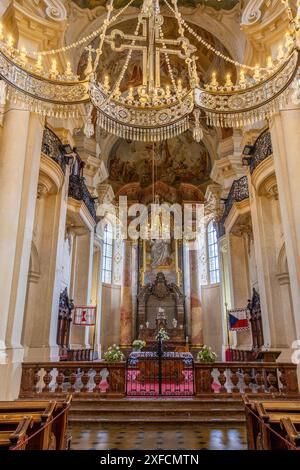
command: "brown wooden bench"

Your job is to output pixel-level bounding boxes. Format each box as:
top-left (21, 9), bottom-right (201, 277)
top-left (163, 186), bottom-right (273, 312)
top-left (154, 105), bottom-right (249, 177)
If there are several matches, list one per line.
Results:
top-left (0, 395), bottom-right (72, 450)
top-left (0, 416), bottom-right (33, 450)
top-left (244, 396), bottom-right (300, 450)
top-left (6, 395), bottom-right (72, 450)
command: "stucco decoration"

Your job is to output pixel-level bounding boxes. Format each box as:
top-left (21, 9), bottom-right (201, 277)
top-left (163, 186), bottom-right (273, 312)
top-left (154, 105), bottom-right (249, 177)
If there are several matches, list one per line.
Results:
top-left (70, 0), bottom-right (239, 11)
top-left (44, 0), bottom-right (68, 21)
top-left (241, 0), bottom-right (264, 25)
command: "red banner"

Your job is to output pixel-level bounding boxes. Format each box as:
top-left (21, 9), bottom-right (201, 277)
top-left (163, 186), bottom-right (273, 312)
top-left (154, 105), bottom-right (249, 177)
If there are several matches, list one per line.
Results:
top-left (74, 306), bottom-right (97, 326)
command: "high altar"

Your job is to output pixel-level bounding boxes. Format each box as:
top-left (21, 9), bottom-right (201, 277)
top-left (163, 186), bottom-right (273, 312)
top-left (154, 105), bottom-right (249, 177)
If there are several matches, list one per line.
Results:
top-left (137, 271), bottom-right (186, 347)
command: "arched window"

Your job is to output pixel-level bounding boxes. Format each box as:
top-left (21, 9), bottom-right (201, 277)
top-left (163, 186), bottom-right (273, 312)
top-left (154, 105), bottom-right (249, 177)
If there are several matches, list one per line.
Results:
top-left (102, 223), bottom-right (113, 284)
top-left (207, 220), bottom-right (220, 284)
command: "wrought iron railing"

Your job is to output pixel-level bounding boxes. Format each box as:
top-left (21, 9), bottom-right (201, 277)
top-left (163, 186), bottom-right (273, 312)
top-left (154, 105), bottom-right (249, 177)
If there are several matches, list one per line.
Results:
top-left (68, 174), bottom-right (97, 222)
top-left (250, 130), bottom-right (273, 174)
top-left (42, 126), bottom-right (67, 174)
top-left (218, 175), bottom-right (249, 237)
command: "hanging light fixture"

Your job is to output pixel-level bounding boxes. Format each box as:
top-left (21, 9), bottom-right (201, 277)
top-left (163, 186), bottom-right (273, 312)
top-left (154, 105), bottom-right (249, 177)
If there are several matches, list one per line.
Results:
top-left (0, 0), bottom-right (298, 141)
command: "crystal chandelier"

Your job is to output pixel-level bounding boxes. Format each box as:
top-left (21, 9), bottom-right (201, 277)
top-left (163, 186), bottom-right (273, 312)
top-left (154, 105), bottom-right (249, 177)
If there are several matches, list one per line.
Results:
top-left (0, 0), bottom-right (299, 142)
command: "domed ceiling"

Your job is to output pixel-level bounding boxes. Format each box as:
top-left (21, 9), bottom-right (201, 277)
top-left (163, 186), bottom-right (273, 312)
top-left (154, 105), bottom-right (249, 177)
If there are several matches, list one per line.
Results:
top-left (107, 132), bottom-right (211, 192)
top-left (78, 16), bottom-right (236, 86)
top-left (71, 1), bottom-right (239, 11)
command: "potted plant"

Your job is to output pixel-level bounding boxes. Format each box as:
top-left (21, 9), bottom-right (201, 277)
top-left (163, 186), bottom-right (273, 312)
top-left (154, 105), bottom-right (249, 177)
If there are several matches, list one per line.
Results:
top-left (196, 345), bottom-right (217, 363)
top-left (132, 339), bottom-right (146, 351)
top-left (155, 327), bottom-right (170, 341)
top-left (103, 344), bottom-right (125, 362)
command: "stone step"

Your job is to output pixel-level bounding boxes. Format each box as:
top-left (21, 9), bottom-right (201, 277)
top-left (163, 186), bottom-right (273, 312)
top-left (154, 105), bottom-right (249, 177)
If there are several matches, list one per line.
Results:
top-left (70, 398), bottom-right (244, 409)
top-left (69, 397), bottom-right (245, 423)
top-left (69, 415), bottom-right (245, 424)
top-left (70, 407), bottom-right (243, 415)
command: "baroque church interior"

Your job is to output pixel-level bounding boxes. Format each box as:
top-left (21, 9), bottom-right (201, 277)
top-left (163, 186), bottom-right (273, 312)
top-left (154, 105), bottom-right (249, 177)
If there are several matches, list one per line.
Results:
top-left (0, 0), bottom-right (300, 454)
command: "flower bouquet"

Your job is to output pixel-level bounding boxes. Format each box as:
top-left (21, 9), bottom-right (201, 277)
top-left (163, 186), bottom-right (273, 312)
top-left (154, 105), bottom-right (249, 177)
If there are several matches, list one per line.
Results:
top-left (196, 345), bottom-right (217, 363)
top-left (103, 344), bottom-right (125, 362)
top-left (132, 339), bottom-right (146, 351)
top-left (155, 327), bottom-right (170, 341)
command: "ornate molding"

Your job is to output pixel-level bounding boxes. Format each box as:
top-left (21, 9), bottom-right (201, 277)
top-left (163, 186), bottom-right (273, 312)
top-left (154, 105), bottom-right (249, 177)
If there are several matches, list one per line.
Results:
top-left (39, 154), bottom-right (65, 196)
top-left (195, 50), bottom-right (300, 127)
top-left (44, 0), bottom-right (67, 21)
top-left (241, 0), bottom-right (264, 26)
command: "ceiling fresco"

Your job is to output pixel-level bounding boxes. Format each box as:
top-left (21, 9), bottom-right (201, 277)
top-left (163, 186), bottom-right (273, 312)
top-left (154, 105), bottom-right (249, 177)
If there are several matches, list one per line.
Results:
top-left (77, 16), bottom-right (236, 86)
top-left (71, 1), bottom-right (240, 11)
top-left (107, 132), bottom-right (211, 191)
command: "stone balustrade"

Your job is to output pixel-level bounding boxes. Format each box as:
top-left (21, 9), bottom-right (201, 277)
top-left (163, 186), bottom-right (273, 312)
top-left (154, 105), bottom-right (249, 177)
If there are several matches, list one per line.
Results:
top-left (19, 361), bottom-right (299, 399)
top-left (194, 362), bottom-right (299, 396)
top-left (19, 362), bottom-right (126, 398)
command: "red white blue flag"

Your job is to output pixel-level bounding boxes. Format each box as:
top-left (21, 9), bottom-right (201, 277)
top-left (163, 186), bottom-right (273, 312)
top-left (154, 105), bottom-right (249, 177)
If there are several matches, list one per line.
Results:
top-left (228, 308), bottom-right (249, 331)
top-left (74, 306), bottom-right (96, 326)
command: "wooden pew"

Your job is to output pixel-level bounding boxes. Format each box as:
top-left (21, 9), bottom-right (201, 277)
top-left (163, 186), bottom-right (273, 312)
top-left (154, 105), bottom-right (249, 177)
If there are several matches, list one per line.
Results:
top-left (0, 395), bottom-right (72, 450)
top-left (0, 417), bottom-right (33, 450)
top-left (281, 417), bottom-right (300, 450)
top-left (244, 396), bottom-right (300, 450)
top-left (0, 401), bottom-right (56, 450)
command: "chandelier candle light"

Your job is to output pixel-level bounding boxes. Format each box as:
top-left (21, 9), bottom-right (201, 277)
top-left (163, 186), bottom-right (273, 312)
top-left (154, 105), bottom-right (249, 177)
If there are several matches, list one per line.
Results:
top-left (0, 0), bottom-right (299, 141)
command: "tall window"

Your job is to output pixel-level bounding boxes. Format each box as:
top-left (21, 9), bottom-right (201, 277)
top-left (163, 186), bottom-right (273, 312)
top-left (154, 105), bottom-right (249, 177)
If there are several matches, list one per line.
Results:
top-left (102, 223), bottom-right (113, 284)
top-left (207, 220), bottom-right (220, 284)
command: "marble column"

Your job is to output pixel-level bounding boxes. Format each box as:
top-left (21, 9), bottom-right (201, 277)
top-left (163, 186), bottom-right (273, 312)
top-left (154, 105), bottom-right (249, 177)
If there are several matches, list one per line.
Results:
top-left (227, 232), bottom-right (252, 349)
top-left (0, 110), bottom-right (43, 399)
top-left (90, 239), bottom-right (103, 357)
top-left (270, 106), bottom-right (300, 340)
top-left (120, 240), bottom-right (133, 347)
top-left (189, 245), bottom-right (203, 347)
top-left (70, 229), bottom-right (95, 348)
top-left (22, 165), bottom-right (69, 362)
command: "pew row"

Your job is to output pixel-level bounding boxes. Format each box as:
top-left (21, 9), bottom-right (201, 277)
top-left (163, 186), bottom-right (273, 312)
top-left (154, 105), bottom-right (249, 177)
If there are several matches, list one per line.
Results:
top-left (244, 396), bottom-right (300, 450)
top-left (0, 395), bottom-right (72, 450)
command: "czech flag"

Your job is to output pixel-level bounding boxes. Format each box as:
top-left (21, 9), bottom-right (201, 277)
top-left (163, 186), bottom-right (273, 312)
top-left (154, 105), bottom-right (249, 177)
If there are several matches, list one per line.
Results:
top-left (228, 308), bottom-right (249, 331)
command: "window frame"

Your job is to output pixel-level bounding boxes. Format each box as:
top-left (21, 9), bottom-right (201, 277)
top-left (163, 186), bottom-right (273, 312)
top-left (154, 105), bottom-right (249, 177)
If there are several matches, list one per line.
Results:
top-left (101, 223), bottom-right (113, 285)
top-left (207, 220), bottom-right (220, 285)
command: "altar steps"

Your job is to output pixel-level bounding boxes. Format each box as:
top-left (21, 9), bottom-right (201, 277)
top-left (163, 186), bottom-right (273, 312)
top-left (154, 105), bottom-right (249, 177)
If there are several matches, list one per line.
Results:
top-left (69, 397), bottom-right (246, 424)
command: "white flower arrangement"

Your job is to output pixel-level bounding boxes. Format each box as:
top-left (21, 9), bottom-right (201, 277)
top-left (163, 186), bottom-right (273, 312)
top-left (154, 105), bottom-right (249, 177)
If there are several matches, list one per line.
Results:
top-left (132, 339), bottom-right (146, 351)
top-left (103, 344), bottom-right (125, 362)
top-left (196, 345), bottom-right (217, 363)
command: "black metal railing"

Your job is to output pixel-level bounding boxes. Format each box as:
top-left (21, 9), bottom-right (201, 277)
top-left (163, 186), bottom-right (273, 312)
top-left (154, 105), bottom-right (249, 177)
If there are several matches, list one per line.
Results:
top-left (218, 176), bottom-right (249, 238)
top-left (250, 130), bottom-right (273, 174)
top-left (68, 174), bottom-right (97, 221)
top-left (42, 126), bottom-right (67, 174)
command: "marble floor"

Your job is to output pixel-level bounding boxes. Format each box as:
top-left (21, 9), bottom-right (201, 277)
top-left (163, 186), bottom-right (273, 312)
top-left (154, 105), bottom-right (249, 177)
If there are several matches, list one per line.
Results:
top-left (69, 423), bottom-right (247, 450)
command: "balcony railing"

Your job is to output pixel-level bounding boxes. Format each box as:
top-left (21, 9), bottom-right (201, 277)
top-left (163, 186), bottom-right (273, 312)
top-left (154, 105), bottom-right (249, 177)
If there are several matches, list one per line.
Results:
top-left (218, 175), bottom-right (249, 237)
top-left (42, 127), bottom-right (67, 174)
top-left (250, 130), bottom-right (273, 174)
top-left (68, 174), bottom-right (97, 222)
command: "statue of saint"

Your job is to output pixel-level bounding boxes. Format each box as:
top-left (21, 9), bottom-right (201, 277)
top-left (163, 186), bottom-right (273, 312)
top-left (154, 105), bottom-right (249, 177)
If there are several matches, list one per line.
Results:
top-left (151, 239), bottom-right (171, 268)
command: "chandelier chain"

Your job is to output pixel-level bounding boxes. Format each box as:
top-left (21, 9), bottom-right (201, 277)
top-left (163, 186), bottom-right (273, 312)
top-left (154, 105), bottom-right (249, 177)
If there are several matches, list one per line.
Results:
top-left (163, 0), bottom-right (294, 72)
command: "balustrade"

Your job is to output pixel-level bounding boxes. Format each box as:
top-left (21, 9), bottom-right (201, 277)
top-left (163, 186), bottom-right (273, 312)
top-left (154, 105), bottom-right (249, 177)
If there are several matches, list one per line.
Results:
top-left (68, 174), bottom-right (97, 222)
top-left (194, 362), bottom-right (298, 396)
top-left (218, 176), bottom-right (249, 238)
top-left (42, 126), bottom-right (67, 174)
top-left (20, 362), bottom-right (126, 398)
top-left (250, 130), bottom-right (273, 174)
top-left (19, 361), bottom-right (298, 399)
